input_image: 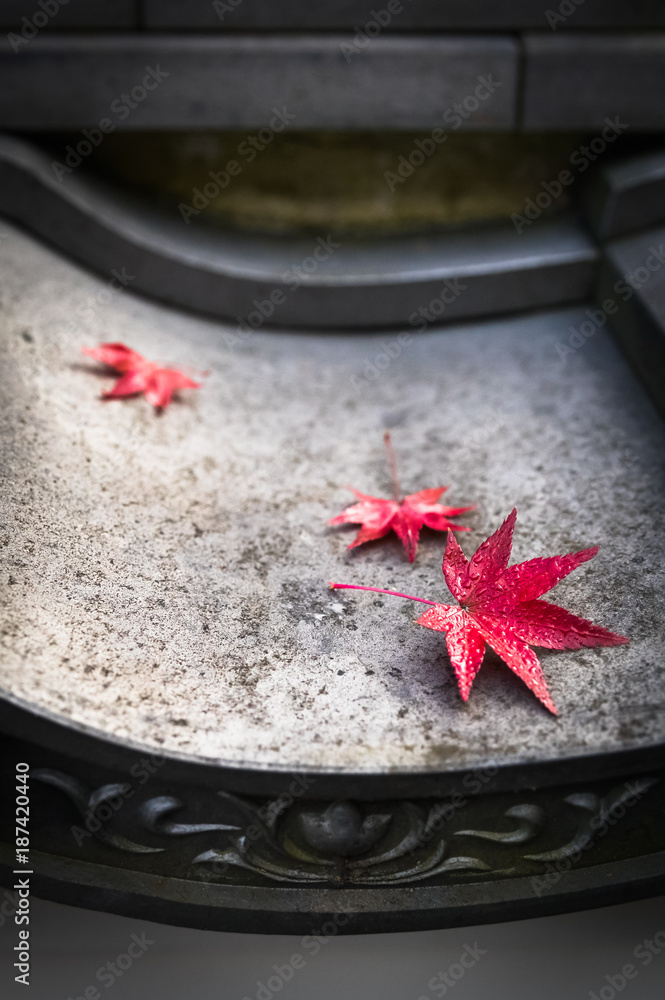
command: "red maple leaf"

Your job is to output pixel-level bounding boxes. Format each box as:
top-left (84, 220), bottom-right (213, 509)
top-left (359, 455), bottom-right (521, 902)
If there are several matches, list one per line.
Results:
top-left (329, 432), bottom-right (473, 562)
top-left (330, 509), bottom-right (628, 714)
top-left (82, 342), bottom-right (203, 410)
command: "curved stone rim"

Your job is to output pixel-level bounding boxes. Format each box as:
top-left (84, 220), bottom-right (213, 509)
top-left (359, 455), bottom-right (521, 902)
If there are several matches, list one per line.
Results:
top-left (2, 727), bottom-right (663, 934)
top-left (2, 692), bottom-right (664, 800)
top-left (0, 133), bottom-right (596, 330)
top-left (5, 849), bottom-right (663, 935)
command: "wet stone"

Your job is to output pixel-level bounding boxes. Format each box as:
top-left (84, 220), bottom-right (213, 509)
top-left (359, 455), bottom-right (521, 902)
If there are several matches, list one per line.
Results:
top-left (0, 222), bottom-right (664, 777)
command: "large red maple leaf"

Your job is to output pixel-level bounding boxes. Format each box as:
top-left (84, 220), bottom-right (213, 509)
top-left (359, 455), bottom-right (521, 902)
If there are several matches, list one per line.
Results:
top-left (330, 509), bottom-right (628, 714)
top-left (329, 433), bottom-right (473, 562)
top-left (82, 342), bottom-right (202, 410)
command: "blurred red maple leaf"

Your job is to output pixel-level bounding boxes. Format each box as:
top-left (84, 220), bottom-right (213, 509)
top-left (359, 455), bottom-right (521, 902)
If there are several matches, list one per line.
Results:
top-left (82, 342), bottom-right (202, 410)
top-left (329, 432), bottom-right (473, 562)
top-left (331, 509), bottom-right (628, 714)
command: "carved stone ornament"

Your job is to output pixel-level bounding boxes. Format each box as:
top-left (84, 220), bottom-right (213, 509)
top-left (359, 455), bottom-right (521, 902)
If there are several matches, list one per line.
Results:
top-left (31, 767), bottom-right (660, 887)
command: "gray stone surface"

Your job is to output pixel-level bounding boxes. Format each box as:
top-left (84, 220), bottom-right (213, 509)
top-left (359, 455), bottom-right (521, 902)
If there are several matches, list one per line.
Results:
top-left (598, 224), bottom-right (665, 419)
top-left (0, 222), bottom-right (663, 776)
top-left (0, 1), bottom-right (136, 29)
top-left (580, 149), bottom-right (665, 241)
top-left (145, 0), bottom-right (665, 30)
top-left (523, 33), bottom-right (665, 131)
top-left (0, 135), bottom-right (596, 330)
top-left (0, 34), bottom-right (517, 129)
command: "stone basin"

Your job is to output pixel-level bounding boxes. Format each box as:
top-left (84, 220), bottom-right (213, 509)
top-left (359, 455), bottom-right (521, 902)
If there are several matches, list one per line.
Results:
top-left (1, 221), bottom-right (664, 796)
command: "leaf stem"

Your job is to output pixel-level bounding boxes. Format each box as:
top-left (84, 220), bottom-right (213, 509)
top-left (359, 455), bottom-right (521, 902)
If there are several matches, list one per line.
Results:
top-left (328, 583), bottom-right (438, 606)
top-left (383, 430), bottom-right (401, 503)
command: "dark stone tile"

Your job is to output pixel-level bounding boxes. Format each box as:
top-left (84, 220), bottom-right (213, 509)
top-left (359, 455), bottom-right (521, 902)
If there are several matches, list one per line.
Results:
top-left (580, 149), bottom-right (665, 241)
top-left (523, 33), bottom-right (665, 130)
top-left (598, 226), bottom-right (665, 418)
top-left (0, 0), bottom-right (136, 29)
top-left (145, 0), bottom-right (665, 31)
top-left (0, 34), bottom-right (517, 129)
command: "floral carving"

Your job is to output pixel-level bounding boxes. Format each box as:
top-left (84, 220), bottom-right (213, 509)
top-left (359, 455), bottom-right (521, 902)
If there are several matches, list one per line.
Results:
top-left (32, 769), bottom-right (659, 887)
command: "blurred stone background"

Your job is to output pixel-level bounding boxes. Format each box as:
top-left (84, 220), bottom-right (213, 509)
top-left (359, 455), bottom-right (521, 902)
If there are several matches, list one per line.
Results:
top-left (86, 131), bottom-right (582, 235)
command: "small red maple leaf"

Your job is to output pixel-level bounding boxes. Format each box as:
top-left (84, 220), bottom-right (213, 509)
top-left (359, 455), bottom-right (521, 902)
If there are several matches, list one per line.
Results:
top-left (82, 342), bottom-right (203, 410)
top-left (330, 509), bottom-right (628, 714)
top-left (329, 432), bottom-right (474, 562)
